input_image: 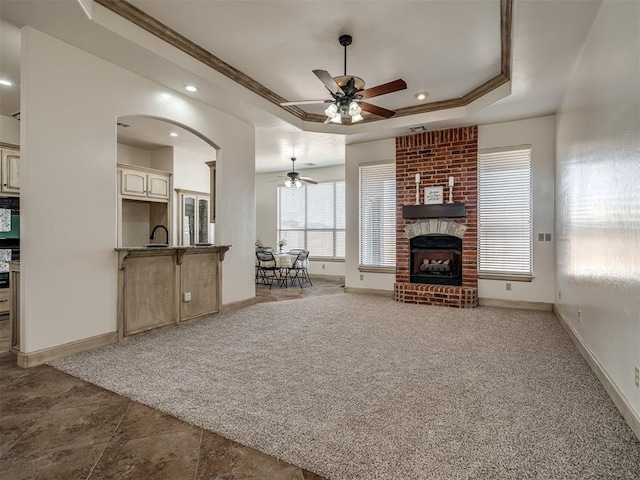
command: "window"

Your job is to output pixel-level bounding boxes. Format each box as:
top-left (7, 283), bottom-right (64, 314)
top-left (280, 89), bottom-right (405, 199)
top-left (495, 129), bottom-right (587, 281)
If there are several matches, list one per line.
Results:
top-left (359, 163), bottom-right (396, 268)
top-left (277, 182), bottom-right (344, 258)
top-left (478, 146), bottom-right (533, 277)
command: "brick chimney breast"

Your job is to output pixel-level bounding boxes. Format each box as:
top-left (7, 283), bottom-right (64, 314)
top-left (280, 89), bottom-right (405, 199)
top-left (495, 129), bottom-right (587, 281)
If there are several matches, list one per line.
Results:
top-left (395, 126), bottom-right (478, 308)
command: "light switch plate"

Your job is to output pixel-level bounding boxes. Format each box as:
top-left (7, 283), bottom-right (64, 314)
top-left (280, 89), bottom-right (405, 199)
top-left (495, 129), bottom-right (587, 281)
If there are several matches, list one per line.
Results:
top-left (538, 233), bottom-right (545, 241)
top-left (183, 292), bottom-right (191, 302)
top-left (545, 233), bottom-right (552, 241)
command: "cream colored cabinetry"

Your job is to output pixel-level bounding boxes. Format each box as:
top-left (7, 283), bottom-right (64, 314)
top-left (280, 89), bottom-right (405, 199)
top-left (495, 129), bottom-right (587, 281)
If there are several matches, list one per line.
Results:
top-left (177, 190), bottom-right (210, 245)
top-left (0, 148), bottom-right (20, 195)
top-left (119, 165), bottom-right (170, 202)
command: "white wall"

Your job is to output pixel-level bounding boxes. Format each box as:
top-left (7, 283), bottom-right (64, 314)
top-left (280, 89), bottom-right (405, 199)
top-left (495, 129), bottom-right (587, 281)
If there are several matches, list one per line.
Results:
top-left (0, 115), bottom-right (20, 145)
top-left (555, 1), bottom-right (639, 418)
top-left (20, 27), bottom-right (255, 353)
top-left (478, 116), bottom-right (556, 304)
top-left (344, 120), bottom-right (556, 298)
top-left (345, 138), bottom-right (396, 291)
top-left (256, 164), bottom-right (345, 276)
top-left (116, 143), bottom-right (151, 167)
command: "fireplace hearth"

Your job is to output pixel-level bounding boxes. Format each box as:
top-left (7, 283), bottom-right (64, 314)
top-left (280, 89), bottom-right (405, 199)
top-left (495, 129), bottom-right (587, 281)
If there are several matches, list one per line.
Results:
top-left (410, 234), bottom-right (462, 286)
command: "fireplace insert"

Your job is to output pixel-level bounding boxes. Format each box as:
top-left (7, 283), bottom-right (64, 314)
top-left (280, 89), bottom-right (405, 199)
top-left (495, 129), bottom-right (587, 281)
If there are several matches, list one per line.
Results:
top-left (409, 234), bottom-right (462, 286)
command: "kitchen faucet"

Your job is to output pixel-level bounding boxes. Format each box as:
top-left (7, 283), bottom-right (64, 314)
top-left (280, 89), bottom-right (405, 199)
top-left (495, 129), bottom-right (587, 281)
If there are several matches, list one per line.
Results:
top-left (150, 225), bottom-right (169, 244)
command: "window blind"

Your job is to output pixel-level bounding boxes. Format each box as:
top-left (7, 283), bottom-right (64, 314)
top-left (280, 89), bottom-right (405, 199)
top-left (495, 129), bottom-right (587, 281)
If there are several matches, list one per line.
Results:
top-left (359, 163), bottom-right (396, 268)
top-left (478, 146), bottom-right (533, 276)
top-left (277, 181), bottom-right (345, 258)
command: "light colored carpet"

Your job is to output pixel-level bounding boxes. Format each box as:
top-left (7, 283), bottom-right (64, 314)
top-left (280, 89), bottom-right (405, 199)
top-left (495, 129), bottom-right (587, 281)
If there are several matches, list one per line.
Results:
top-left (50, 294), bottom-right (640, 479)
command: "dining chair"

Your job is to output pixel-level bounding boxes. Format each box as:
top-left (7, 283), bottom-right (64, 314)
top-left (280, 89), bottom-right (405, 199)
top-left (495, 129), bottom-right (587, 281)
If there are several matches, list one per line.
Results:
top-left (282, 250), bottom-right (312, 288)
top-left (255, 250), bottom-right (280, 289)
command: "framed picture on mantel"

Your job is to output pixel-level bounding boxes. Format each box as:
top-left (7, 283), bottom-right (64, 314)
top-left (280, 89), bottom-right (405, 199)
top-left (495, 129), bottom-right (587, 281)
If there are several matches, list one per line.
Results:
top-left (424, 186), bottom-right (444, 205)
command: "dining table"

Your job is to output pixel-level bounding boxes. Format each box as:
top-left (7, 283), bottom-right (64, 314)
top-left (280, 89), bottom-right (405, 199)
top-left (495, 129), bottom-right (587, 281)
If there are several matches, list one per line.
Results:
top-left (273, 253), bottom-right (296, 268)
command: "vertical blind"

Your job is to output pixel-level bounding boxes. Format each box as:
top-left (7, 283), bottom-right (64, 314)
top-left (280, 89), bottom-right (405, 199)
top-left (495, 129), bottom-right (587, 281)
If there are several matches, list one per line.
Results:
top-left (478, 146), bottom-right (533, 276)
top-left (277, 181), bottom-right (344, 257)
top-left (359, 163), bottom-right (396, 268)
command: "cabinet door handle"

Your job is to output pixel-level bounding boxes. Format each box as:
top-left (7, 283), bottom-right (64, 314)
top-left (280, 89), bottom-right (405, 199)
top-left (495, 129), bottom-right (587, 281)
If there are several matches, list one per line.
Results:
top-left (0, 299), bottom-right (8, 303)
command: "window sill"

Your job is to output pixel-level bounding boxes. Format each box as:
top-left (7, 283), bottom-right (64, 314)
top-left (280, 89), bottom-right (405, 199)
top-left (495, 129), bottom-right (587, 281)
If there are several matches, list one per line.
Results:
top-left (358, 266), bottom-right (396, 274)
top-left (309, 257), bottom-right (344, 263)
top-left (478, 273), bottom-right (533, 282)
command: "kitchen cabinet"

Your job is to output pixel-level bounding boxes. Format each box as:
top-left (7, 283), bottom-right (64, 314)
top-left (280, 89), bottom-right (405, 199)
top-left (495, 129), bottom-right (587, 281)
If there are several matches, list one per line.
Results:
top-left (119, 164), bottom-right (171, 202)
top-left (0, 147), bottom-right (20, 195)
top-left (177, 190), bottom-right (210, 245)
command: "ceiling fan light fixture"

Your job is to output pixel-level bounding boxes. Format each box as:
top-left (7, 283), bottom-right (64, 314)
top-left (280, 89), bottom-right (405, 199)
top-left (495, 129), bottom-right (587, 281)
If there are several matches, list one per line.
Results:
top-left (348, 101), bottom-right (362, 116)
top-left (334, 75), bottom-right (365, 91)
top-left (329, 115), bottom-right (342, 124)
top-left (285, 179), bottom-right (292, 188)
top-left (295, 179), bottom-right (302, 188)
top-left (324, 103), bottom-right (338, 118)
top-left (351, 113), bottom-right (364, 123)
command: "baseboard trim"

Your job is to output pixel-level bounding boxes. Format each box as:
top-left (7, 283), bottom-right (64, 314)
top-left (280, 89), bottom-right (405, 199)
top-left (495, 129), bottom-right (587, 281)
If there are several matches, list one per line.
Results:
top-left (479, 298), bottom-right (553, 311)
top-left (221, 296), bottom-right (257, 313)
top-left (308, 274), bottom-right (344, 282)
top-left (17, 332), bottom-right (118, 368)
top-left (344, 287), bottom-right (394, 298)
top-left (554, 305), bottom-right (640, 441)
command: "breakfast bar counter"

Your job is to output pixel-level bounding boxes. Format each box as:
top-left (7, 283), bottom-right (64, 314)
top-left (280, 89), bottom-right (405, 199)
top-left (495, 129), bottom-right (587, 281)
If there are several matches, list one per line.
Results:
top-left (115, 245), bottom-right (230, 338)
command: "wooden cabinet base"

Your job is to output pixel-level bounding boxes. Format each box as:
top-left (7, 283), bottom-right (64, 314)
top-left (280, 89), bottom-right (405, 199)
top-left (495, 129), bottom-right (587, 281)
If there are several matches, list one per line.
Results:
top-left (116, 246), bottom-right (230, 338)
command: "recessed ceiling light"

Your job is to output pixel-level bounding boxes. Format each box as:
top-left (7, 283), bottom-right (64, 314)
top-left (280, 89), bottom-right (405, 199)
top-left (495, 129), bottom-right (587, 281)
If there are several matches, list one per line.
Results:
top-left (0, 80), bottom-right (13, 87)
top-left (184, 85), bottom-right (197, 92)
top-left (169, 132), bottom-right (178, 137)
top-left (414, 92), bottom-right (429, 100)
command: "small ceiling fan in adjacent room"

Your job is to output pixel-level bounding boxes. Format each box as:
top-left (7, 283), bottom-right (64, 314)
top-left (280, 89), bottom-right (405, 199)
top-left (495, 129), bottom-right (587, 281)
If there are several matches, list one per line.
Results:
top-left (280, 34), bottom-right (407, 124)
top-left (271, 157), bottom-right (318, 188)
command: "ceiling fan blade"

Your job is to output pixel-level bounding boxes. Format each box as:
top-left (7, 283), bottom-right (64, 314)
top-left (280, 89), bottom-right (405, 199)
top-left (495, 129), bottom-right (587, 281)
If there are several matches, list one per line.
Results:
top-left (358, 79), bottom-right (407, 99)
top-left (298, 177), bottom-right (318, 185)
top-left (280, 100), bottom-right (330, 106)
top-left (313, 69), bottom-right (342, 95)
top-left (361, 102), bottom-right (396, 118)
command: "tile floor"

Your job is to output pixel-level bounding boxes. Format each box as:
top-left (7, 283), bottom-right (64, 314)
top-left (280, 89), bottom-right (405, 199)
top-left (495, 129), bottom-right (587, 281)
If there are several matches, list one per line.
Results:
top-left (0, 277), bottom-right (342, 479)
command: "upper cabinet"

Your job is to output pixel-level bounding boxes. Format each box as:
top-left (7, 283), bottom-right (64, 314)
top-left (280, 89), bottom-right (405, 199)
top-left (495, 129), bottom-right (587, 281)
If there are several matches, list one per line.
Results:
top-left (0, 148), bottom-right (20, 195)
top-left (119, 164), bottom-right (171, 202)
top-left (177, 190), bottom-right (210, 245)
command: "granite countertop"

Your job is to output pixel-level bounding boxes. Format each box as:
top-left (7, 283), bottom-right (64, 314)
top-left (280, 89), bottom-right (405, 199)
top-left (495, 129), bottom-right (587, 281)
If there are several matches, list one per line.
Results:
top-left (114, 244), bottom-right (231, 252)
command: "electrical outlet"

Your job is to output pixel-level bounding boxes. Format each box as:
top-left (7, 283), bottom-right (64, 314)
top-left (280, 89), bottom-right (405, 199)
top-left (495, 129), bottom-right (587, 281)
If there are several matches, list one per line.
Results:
top-left (183, 292), bottom-right (191, 302)
top-left (558, 290), bottom-right (561, 300)
top-left (359, 274), bottom-right (364, 281)
top-left (577, 309), bottom-right (581, 322)
top-left (635, 367), bottom-right (639, 388)
top-left (322, 264), bottom-right (326, 270)
top-left (506, 283), bottom-right (511, 291)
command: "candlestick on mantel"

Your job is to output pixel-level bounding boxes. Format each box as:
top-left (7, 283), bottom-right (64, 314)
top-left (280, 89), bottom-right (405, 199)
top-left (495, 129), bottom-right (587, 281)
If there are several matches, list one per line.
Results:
top-left (448, 176), bottom-right (454, 204)
top-left (415, 174), bottom-right (421, 205)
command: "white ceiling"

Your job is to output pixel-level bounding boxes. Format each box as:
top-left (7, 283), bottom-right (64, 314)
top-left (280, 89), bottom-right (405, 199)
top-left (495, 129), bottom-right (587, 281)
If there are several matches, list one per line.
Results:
top-left (0, 0), bottom-right (602, 173)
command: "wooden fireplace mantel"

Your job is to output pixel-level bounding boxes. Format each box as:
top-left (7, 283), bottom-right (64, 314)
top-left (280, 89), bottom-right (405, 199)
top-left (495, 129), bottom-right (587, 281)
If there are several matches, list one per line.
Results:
top-left (402, 203), bottom-right (466, 219)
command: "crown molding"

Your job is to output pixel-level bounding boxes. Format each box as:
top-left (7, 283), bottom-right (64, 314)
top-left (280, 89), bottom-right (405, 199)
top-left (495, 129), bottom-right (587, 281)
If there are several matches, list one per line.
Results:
top-left (95, 0), bottom-right (512, 125)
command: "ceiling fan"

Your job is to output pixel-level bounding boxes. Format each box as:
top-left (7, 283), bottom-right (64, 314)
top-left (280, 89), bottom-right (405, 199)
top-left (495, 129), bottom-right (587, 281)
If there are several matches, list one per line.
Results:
top-left (272, 157), bottom-right (318, 188)
top-left (280, 34), bottom-right (407, 124)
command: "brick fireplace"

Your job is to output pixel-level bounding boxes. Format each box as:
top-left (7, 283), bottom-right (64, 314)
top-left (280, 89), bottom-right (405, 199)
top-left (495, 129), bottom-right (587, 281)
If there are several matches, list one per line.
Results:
top-left (394, 126), bottom-right (478, 308)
